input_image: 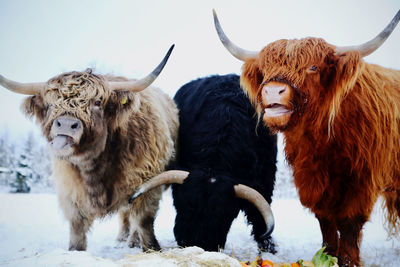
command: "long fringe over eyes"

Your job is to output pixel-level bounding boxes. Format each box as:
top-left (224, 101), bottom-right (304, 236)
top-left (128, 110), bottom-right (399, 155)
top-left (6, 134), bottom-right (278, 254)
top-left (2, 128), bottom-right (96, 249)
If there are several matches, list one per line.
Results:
top-left (44, 70), bottom-right (110, 125)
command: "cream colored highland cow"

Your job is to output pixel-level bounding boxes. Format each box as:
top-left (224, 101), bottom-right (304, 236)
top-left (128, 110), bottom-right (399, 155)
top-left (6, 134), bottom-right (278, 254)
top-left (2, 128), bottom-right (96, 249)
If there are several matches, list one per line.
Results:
top-left (0, 45), bottom-right (179, 251)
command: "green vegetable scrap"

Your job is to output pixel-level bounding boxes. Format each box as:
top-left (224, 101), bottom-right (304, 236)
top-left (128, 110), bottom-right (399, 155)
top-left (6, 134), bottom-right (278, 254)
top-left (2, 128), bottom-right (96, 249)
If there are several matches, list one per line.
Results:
top-left (311, 247), bottom-right (338, 267)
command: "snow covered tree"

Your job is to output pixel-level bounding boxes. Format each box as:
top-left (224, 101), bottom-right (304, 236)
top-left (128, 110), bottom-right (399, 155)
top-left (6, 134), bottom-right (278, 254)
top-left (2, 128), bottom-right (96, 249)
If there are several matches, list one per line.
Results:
top-left (0, 131), bottom-right (13, 188)
top-left (0, 130), bottom-right (53, 193)
top-left (9, 132), bottom-right (36, 193)
top-left (10, 153), bottom-right (31, 193)
top-left (0, 136), bottom-right (8, 167)
top-left (30, 139), bottom-right (53, 190)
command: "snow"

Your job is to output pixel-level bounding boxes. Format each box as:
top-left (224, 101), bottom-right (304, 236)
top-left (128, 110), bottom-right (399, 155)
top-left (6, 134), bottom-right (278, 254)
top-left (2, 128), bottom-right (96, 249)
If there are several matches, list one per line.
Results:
top-left (0, 139), bottom-right (399, 266)
top-left (0, 167), bottom-right (11, 173)
top-left (0, 190), bottom-right (399, 266)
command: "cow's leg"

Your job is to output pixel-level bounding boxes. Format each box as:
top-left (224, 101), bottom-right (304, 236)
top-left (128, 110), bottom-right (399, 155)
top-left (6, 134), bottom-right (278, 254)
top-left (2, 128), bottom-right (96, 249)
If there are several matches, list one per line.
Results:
top-left (129, 187), bottom-right (162, 251)
top-left (316, 215), bottom-right (338, 257)
top-left (68, 210), bottom-right (93, 251)
top-left (117, 209), bottom-right (130, 242)
top-left (59, 194), bottom-right (93, 251)
top-left (127, 210), bottom-right (160, 251)
top-left (336, 215), bottom-right (368, 267)
top-left (127, 214), bottom-right (160, 251)
top-left (137, 213), bottom-right (160, 251)
top-left (128, 230), bottom-right (141, 248)
top-left (242, 202), bottom-right (276, 254)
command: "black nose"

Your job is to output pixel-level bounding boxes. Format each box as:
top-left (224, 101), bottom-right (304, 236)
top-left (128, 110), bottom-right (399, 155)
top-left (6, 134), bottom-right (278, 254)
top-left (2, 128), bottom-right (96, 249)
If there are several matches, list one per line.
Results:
top-left (54, 117), bottom-right (82, 131)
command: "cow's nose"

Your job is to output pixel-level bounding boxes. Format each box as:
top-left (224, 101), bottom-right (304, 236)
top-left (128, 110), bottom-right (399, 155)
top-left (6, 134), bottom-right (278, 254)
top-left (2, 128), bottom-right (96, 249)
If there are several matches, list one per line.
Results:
top-left (54, 117), bottom-right (82, 132)
top-left (261, 81), bottom-right (292, 106)
top-left (263, 84), bottom-right (288, 96)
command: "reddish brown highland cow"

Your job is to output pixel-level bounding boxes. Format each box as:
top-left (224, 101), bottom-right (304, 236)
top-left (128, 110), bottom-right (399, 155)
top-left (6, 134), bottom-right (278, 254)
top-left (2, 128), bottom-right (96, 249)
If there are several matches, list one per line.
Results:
top-left (214, 10), bottom-right (400, 267)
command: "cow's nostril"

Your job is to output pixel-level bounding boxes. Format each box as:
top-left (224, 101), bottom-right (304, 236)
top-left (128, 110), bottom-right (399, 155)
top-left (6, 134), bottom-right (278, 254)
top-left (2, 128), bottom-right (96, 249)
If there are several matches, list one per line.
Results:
top-left (71, 122), bottom-right (79, 129)
top-left (56, 120), bottom-right (61, 127)
top-left (279, 89), bottom-right (286, 95)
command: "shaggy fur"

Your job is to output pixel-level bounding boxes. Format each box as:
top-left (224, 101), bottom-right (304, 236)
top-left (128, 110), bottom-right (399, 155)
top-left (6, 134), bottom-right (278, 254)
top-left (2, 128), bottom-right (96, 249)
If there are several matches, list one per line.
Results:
top-left (21, 69), bottom-right (179, 251)
top-left (240, 38), bottom-right (400, 266)
top-left (171, 74), bottom-right (277, 252)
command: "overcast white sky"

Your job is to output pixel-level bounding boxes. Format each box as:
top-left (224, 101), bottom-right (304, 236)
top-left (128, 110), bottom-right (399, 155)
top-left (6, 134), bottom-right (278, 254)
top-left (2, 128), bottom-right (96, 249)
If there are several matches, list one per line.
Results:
top-left (0, 0), bottom-right (399, 140)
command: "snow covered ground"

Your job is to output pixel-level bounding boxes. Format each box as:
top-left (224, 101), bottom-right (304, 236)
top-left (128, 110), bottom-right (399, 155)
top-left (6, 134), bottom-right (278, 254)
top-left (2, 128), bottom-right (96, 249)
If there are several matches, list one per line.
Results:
top-left (0, 190), bottom-right (399, 266)
top-left (0, 138), bottom-right (399, 266)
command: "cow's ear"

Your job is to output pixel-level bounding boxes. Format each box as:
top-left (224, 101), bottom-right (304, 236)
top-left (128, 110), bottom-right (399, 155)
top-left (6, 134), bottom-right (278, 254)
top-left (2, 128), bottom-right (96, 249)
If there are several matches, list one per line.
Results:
top-left (325, 51), bottom-right (363, 132)
top-left (105, 90), bottom-right (140, 128)
top-left (333, 51), bottom-right (363, 96)
top-left (21, 95), bottom-right (47, 123)
top-left (240, 58), bottom-right (263, 107)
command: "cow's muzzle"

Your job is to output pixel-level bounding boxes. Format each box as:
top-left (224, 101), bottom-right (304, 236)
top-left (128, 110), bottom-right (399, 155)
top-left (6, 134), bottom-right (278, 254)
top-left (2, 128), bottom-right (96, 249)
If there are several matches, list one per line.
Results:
top-left (262, 81), bottom-right (293, 117)
top-left (50, 116), bottom-right (83, 150)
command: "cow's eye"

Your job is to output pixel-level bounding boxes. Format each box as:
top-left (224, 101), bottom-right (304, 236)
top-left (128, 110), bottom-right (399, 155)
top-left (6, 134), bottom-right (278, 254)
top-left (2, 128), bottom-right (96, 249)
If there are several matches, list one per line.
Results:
top-left (94, 100), bottom-right (102, 106)
top-left (308, 65), bottom-right (318, 72)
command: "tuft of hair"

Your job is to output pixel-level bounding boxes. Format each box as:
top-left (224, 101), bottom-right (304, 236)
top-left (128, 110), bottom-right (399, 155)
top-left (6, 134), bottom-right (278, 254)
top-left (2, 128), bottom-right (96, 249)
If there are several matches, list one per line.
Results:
top-left (44, 69), bottom-right (110, 125)
top-left (382, 189), bottom-right (400, 239)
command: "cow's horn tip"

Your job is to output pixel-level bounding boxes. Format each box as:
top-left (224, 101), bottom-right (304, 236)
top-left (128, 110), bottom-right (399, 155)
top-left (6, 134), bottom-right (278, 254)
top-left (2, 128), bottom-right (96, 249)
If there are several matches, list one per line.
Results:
top-left (128, 193), bottom-right (140, 204)
top-left (259, 225), bottom-right (274, 239)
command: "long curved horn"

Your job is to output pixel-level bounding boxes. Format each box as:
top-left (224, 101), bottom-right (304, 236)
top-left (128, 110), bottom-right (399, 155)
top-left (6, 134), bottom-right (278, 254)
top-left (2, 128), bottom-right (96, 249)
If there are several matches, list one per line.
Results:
top-left (336, 10), bottom-right (400, 57)
top-left (128, 170), bottom-right (189, 204)
top-left (213, 9), bottom-right (259, 61)
top-left (0, 74), bottom-right (45, 95)
top-left (234, 184), bottom-right (275, 237)
top-left (110, 44), bottom-right (175, 92)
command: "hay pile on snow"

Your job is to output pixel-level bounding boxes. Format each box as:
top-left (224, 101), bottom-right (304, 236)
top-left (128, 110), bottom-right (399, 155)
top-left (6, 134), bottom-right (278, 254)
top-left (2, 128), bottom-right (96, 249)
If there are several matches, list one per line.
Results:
top-left (120, 247), bottom-right (241, 266)
top-left (3, 247), bottom-right (241, 267)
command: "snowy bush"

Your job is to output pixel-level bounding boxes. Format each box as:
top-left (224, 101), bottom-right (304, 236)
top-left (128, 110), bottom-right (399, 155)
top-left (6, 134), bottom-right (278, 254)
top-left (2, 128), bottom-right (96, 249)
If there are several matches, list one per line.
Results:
top-left (0, 130), bottom-right (53, 193)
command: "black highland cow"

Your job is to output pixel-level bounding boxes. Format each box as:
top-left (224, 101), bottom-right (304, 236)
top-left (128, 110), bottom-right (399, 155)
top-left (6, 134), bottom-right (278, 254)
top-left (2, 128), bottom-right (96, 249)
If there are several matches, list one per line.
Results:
top-left (129, 74), bottom-right (278, 252)
top-left (171, 74), bottom-right (277, 252)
